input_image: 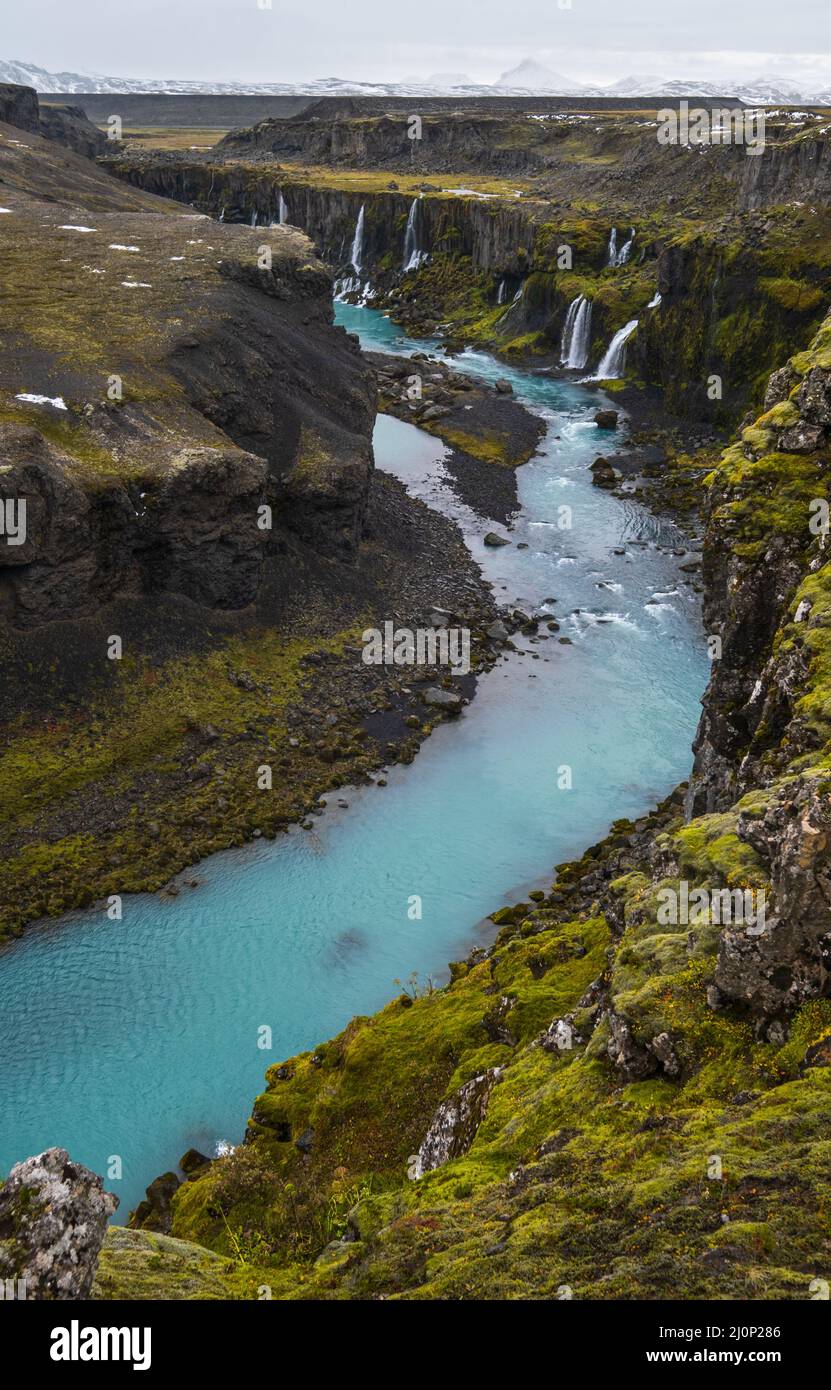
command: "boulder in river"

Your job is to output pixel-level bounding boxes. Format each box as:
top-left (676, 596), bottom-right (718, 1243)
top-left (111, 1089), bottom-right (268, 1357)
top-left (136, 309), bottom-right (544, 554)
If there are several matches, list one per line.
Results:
top-left (494, 378), bottom-right (514, 395)
top-left (484, 532), bottom-right (511, 547)
top-left (589, 457), bottom-right (618, 488)
top-left (594, 409), bottom-right (619, 429)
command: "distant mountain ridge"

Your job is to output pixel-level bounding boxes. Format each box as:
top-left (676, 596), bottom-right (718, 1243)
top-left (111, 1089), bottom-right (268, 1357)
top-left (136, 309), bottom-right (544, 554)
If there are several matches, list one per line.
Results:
top-left (1, 57), bottom-right (828, 105)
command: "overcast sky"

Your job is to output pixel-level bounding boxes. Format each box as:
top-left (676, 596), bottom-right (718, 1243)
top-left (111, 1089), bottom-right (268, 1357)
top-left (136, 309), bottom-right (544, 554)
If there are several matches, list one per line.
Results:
top-left (4, 0), bottom-right (831, 86)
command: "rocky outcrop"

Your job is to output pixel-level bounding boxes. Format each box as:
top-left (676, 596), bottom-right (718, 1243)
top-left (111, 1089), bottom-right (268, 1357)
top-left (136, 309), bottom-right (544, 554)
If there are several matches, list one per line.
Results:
top-left (409, 1068), bottom-right (502, 1178)
top-left (37, 102), bottom-right (110, 159)
top-left (0, 82), bottom-right (39, 132)
top-left (689, 353), bottom-right (831, 814)
top-left (0, 431), bottom-right (269, 625)
top-left (740, 129), bottom-right (831, 211)
top-left (0, 1148), bottom-right (117, 1299)
top-left (633, 223), bottom-right (830, 424)
top-left (711, 780), bottom-right (831, 1019)
top-left (0, 81), bottom-right (109, 156)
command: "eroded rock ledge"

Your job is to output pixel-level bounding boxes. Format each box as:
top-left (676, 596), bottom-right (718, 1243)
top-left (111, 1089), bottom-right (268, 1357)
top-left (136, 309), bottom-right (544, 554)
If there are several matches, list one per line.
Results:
top-left (0, 114), bottom-right (374, 631)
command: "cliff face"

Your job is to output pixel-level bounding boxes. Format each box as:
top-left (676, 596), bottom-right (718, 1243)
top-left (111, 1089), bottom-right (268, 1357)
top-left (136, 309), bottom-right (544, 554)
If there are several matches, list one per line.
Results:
top-left (97, 311), bottom-right (831, 1303)
top-left (0, 81), bottom-right (108, 157)
top-left (0, 121), bottom-right (375, 633)
top-left (740, 127), bottom-right (831, 210)
top-left (0, 82), bottom-right (39, 131)
top-left (109, 147), bottom-right (831, 425)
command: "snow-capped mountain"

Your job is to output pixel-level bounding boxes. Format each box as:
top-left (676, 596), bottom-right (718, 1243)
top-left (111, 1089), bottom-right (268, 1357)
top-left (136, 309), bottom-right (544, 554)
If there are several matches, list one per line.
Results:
top-left (493, 59), bottom-right (579, 93)
top-left (1, 57), bottom-right (829, 103)
top-left (604, 74), bottom-right (664, 95)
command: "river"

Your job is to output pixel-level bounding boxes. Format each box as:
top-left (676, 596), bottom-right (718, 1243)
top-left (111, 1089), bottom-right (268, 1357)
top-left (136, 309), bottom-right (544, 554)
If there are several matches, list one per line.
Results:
top-left (0, 305), bottom-right (709, 1217)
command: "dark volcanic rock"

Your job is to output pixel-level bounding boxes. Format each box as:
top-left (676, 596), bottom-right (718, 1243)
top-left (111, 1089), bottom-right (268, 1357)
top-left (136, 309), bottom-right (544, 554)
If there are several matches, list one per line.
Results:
top-left (0, 82), bottom-right (39, 132)
top-left (589, 456), bottom-right (617, 488)
top-left (129, 1171), bottom-right (182, 1234)
top-left (38, 103), bottom-right (110, 159)
top-left (0, 81), bottom-right (110, 156)
top-left (0, 430), bottom-right (269, 625)
top-left (594, 409), bottom-right (619, 429)
top-left (0, 1147), bottom-right (117, 1299)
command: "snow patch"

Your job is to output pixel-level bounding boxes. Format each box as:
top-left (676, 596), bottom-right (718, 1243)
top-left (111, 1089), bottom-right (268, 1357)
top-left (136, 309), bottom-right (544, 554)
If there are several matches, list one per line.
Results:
top-left (15, 393), bottom-right (68, 410)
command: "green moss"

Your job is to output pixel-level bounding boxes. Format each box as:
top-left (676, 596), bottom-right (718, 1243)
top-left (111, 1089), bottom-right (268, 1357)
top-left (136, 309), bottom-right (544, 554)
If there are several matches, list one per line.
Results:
top-left (0, 625), bottom-right (373, 940)
top-left (93, 1228), bottom-right (275, 1300)
top-left (759, 277), bottom-right (825, 313)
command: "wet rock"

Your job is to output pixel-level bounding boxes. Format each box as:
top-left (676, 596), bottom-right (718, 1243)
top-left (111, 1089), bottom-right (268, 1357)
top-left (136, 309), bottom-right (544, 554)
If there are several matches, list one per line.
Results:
top-left (484, 532), bottom-right (511, 547)
top-left (422, 686), bottom-right (463, 711)
top-left (494, 378), bottom-right (513, 394)
top-left (409, 1068), bottom-right (502, 1178)
top-left (179, 1148), bottom-right (211, 1178)
top-left (485, 619), bottom-right (511, 643)
top-left (594, 409), bottom-right (619, 430)
top-left (0, 1148), bottom-right (117, 1299)
top-left (589, 457), bottom-right (617, 488)
top-left (129, 1171), bottom-right (181, 1234)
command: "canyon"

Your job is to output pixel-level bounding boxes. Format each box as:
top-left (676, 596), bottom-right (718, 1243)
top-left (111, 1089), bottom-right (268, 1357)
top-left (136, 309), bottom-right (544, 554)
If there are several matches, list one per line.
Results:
top-left (1, 84), bottom-right (831, 1303)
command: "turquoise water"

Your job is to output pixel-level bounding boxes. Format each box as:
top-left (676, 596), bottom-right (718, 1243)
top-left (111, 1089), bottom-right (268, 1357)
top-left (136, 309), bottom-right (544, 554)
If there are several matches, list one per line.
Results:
top-left (0, 306), bottom-right (709, 1218)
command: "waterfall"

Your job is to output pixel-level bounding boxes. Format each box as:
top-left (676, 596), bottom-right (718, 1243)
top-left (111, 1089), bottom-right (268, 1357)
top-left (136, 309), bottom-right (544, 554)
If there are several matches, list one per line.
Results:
top-left (218, 207), bottom-right (225, 223)
top-left (617, 228), bottom-right (635, 265)
top-left (560, 295), bottom-right (593, 370)
top-left (647, 291), bottom-right (662, 309)
top-left (402, 198), bottom-right (427, 271)
top-left (607, 226), bottom-right (635, 267)
top-left (350, 205), bottom-right (365, 274)
top-left (592, 319), bottom-right (639, 378)
top-left (497, 278), bottom-right (506, 305)
top-left (334, 274), bottom-right (361, 301)
top-left (250, 209), bottom-right (258, 228)
top-left (278, 191), bottom-right (288, 224)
